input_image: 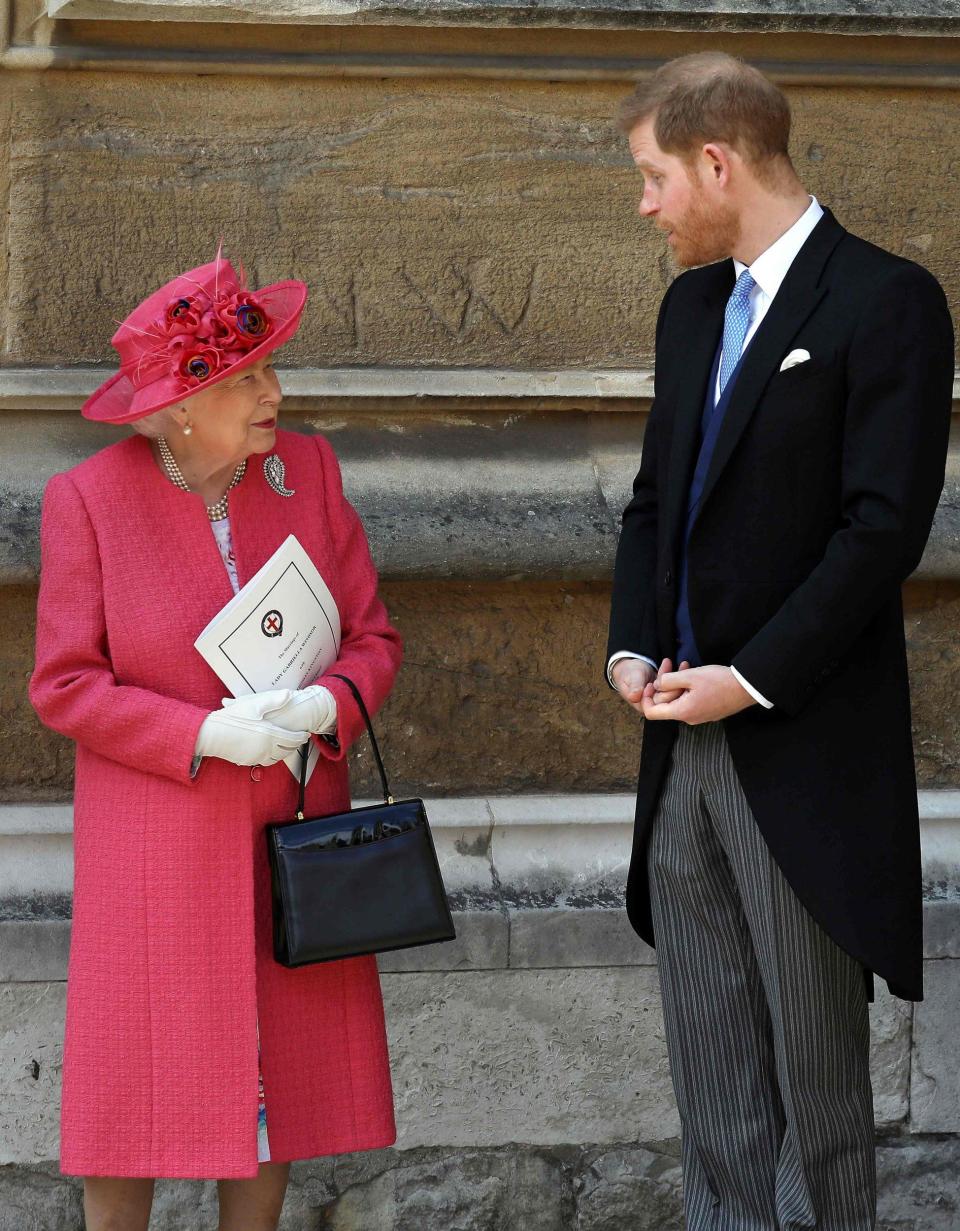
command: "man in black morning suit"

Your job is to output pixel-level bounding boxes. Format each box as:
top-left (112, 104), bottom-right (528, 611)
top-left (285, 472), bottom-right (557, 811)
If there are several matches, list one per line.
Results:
top-left (606, 54), bottom-right (954, 1229)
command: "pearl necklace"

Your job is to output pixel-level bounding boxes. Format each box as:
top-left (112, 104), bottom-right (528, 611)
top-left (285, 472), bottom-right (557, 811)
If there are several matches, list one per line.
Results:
top-left (157, 436), bottom-right (247, 522)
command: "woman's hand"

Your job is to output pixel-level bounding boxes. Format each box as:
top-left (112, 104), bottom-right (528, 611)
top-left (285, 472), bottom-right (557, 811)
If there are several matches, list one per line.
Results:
top-left (215, 689), bottom-right (294, 722)
top-left (195, 707), bottom-right (310, 767)
top-left (270, 685), bottom-right (337, 736)
top-left (222, 685), bottom-right (337, 737)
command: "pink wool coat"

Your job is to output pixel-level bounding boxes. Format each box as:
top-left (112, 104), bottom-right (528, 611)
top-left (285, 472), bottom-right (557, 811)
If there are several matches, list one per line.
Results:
top-left (29, 429), bottom-right (402, 1179)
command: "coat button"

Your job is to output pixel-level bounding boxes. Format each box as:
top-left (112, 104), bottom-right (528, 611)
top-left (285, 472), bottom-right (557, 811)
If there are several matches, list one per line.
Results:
top-left (250, 767), bottom-right (262, 783)
top-left (664, 569), bottom-right (673, 586)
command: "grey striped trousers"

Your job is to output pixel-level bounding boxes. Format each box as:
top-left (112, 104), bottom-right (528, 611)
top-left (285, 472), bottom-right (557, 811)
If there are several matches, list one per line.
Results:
top-left (647, 721), bottom-right (875, 1230)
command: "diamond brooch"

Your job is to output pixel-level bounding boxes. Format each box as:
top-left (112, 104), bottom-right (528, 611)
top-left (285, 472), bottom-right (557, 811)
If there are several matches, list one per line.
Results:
top-left (264, 454), bottom-right (295, 498)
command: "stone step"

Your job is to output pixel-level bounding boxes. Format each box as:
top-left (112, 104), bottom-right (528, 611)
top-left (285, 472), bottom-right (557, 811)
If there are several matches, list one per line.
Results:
top-left (1, 794), bottom-right (956, 1169)
top-left (2, 792), bottom-right (958, 978)
top-left (2, 395), bottom-right (960, 584)
top-left (39, 0), bottom-right (960, 36)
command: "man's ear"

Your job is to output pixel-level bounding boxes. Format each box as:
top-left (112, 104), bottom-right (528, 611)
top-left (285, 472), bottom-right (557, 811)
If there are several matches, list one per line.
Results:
top-left (701, 142), bottom-right (733, 187)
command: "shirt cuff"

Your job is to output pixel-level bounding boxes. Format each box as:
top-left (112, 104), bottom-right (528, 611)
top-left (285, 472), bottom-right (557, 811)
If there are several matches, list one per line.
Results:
top-left (607, 651), bottom-right (658, 691)
top-left (730, 665), bottom-right (773, 709)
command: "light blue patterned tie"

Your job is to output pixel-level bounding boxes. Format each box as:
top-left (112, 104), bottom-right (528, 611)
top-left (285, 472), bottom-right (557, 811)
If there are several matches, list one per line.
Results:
top-left (718, 270), bottom-right (756, 398)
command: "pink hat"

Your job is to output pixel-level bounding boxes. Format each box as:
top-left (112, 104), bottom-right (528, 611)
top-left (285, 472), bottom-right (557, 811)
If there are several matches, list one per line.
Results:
top-left (82, 250), bottom-right (308, 424)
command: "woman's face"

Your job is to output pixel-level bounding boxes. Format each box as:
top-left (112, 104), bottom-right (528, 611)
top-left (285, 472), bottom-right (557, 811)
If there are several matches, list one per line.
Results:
top-left (177, 354), bottom-right (282, 466)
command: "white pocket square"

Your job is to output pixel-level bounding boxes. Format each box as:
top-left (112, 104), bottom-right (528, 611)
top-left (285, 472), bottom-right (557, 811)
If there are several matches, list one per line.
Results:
top-left (779, 348), bottom-right (811, 372)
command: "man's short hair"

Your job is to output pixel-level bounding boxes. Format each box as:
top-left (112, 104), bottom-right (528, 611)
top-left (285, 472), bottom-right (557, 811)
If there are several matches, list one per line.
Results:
top-left (616, 53), bottom-right (792, 175)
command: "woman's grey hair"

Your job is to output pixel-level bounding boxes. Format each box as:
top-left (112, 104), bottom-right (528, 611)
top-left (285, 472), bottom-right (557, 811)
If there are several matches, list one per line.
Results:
top-left (130, 406), bottom-right (182, 440)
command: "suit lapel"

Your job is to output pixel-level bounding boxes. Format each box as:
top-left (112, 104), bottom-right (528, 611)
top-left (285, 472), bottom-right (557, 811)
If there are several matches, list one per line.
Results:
top-left (663, 263), bottom-right (731, 554)
top-left (694, 209), bottom-right (846, 521)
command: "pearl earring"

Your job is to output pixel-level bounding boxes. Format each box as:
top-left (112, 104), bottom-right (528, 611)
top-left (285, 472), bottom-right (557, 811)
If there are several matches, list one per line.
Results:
top-left (182, 420), bottom-right (193, 437)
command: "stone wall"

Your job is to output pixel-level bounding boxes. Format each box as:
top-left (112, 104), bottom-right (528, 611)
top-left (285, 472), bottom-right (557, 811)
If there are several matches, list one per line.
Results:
top-left (1, 1), bottom-right (959, 1225)
top-left (2, 73), bottom-right (958, 369)
top-left (2, 794), bottom-right (960, 1226)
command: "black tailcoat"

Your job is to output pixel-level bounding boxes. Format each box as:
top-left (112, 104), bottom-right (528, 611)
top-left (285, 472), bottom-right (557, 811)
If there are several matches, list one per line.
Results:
top-left (607, 210), bottom-right (954, 1000)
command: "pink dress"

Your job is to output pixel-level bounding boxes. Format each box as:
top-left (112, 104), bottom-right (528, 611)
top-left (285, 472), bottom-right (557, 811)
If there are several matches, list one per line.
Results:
top-left (30, 430), bottom-right (402, 1179)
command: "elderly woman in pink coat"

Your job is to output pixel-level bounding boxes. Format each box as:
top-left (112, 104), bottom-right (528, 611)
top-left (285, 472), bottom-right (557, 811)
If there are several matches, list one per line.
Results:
top-left (29, 252), bottom-right (402, 1231)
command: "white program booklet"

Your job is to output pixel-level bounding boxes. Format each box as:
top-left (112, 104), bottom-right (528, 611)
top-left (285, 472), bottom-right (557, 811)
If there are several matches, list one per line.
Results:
top-left (194, 534), bottom-right (341, 783)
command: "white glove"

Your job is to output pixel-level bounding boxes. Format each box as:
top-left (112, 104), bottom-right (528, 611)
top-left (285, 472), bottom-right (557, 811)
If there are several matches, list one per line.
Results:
top-left (214, 689), bottom-right (295, 723)
top-left (223, 684), bottom-right (337, 737)
top-left (195, 707), bottom-right (310, 768)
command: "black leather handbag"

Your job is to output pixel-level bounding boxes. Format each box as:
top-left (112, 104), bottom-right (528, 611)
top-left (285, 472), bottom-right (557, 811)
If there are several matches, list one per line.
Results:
top-left (266, 674), bottom-right (456, 968)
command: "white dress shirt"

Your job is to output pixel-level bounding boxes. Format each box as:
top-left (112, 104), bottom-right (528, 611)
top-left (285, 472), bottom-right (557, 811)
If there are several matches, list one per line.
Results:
top-left (608, 197), bottom-right (825, 707)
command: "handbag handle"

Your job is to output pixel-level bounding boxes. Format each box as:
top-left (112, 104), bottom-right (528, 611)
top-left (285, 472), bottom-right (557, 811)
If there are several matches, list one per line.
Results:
top-left (297, 674), bottom-right (394, 816)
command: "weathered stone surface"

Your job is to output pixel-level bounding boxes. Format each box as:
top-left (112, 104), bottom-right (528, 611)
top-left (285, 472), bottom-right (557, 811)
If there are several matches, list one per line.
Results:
top-left (0, 984), bottom-right (63, 1166)
top-left (4, 412), bottom-right (960, 591)
top-left (509, 907), bottom-right (655, 968)
top-left (0, 1163), bottom-right (82, 1231)
top-left (0, 587), bottom-right (72, 802)
top-left (923, 899), bottom-right (960, 958)
top-left (870, 984), bottom-right (912, 1127)
top-left (4, 75), bottom-right (959, 370)
top-left (6, 968), bottom-right (670, 1163)
top-left (918, 790), bottom-right (960, 912)
top-left (0, 364), bottom-right (658, 410)
top-left (909, 958), bottom-right (960, 1133)
top-left (0, 970), bottom-right (676, 1163)
top-left (0, 1149), bottom-right (607, 1231)
top-left (0, 842), bottom-right (950, 974)
top-left (489, 795), bottom-right (633, 909)
top-left (380, 966), bottom-right (915, 1147)
top-left (0, 833), bottom-right (72, 902)
top-left (44, 0), bottom-right (960, 34)
top-left (7, 578), bottom-right (960, 800)
top-left (4, 73), bottom-right (656, 369)
top-left (4, 1136), bottom-right (960, 1230)
top-left (576, 1145), bottom-right (684, 1231)
top-left (148, 1179), bottom-right (221, 1229)
top-left (0, 965), bottom-right (920, 1166)
top-left (0, 407), bottom-right (629, 585)
top-left (905, 582), bottom-right (960, 789)
top-left (378, 910), bottom-right (508, 973)
top-left (0, 921), bottom-right (70, 983)
top-left (383, 967), bottom-right (678, 1149)
top-left (877, 1137), bottom-right (960, 1231)
top-left (0, 896), bottom-right (944, 984)
top-left (1, 580), bottom-right (649, 800)
top-left (373, 575), bottom-right (960, 795)
top-left (326, 1149), bottom-right (571, 1230)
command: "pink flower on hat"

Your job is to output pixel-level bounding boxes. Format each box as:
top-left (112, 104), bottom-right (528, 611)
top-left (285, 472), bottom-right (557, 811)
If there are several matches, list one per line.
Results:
top-left (191, 306), bottom-right (229, 344)
top-left (161, 291), bottom-right (275, 388)
top-left (176, 344), bottom-right (225, 389)
top-left (215, 292), bottom-right (274, 351)
top-left (164, 295), bottom-right (204, 334)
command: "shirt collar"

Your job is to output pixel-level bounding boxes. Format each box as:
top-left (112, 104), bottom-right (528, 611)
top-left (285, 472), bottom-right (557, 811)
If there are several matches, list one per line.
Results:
top-left (733, 196), bottom-right (824, 300)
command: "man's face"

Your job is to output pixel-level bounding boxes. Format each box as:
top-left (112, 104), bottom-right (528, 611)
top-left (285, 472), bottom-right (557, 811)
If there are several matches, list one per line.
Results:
top-left (628, 118), bottom-right (740, 268)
